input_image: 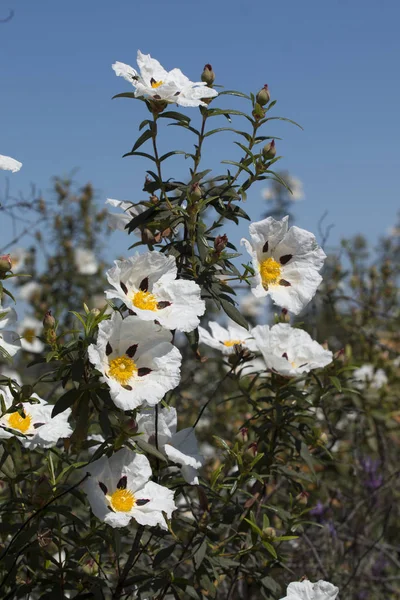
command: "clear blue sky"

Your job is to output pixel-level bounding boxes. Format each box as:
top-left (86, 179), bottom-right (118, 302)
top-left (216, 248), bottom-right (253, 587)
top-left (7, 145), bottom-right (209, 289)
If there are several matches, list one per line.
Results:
top-left (1, 0), bottom-right (399, 259)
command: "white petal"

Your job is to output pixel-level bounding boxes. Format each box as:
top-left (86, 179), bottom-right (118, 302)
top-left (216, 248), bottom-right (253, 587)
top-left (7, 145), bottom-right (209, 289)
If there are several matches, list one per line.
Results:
top-left (112, 61), bottom-right (139, 84)
top-left (0, 155), bottom-right (22, 173)
top-left (131, 480), bottom-right (176, 529)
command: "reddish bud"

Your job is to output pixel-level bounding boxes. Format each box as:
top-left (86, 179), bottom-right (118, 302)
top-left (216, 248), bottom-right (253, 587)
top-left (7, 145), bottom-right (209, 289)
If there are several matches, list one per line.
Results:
top-left (201, 64), bottom-right (215, 86)
top-left (256, 84), bottom-right (270, 106)
top-left (214, 234), bottom-right (228, 255)
top-left (262, 140), bottom-right (276, 160)
top-left (0, 254), bottom-right (12, 273)
top-left (43, 311), bottom-right (55, 330)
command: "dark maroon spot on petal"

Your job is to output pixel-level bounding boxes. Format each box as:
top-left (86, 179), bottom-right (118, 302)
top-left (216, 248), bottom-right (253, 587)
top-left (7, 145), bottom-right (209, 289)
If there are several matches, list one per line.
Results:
top-left (106, 342), bottom-right (113, 356)
top-left (120, 281), bottom-right (128, 294)
top-left (174, 91), bottom-right (180, 96)
top-left (128, 309), bottom-right (137, 316)
top-left (282, 352), bottom-right (289, 360)
top-left (122, 385), bottom-right (133, 391)
top-left (279, 279), bottom-right (291, 287)
top-left (150, 78), bottom-right (156, 86)
top-left (157, 301), bottom-right (171, 310)
top-left (33, 423), bottom-right (45, 429)
top-left (137, 368), bottom-right (152, 377)
top-left (262, 241), bottom-right (269, 253)
top-left (298, 363), bottom-right (308, 368)
top-left (153, 94), bottom-right (162, 100)
top-left (136, 498), bottom-right (150, 506)
top-left (99, 482), bottom-right (108, 495)
top-left (139, 277), bottom-right (149, 292)
top-left (280, 254), bottom-right (293, 265)
top-left (126, 344), bottom-right (138, 358)
top-left (117, 476), bottom-right (127, 490)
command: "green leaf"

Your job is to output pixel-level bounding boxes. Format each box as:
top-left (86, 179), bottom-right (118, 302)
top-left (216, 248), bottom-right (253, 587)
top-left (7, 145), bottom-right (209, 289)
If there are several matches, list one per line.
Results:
top-left (218, 90), bottom-right (251, 99)
top-left (193, 538), bottom-right (207, 569)
top-left (265, 116), bottom-right (303, 129)
top-left (153, 543), bottom-right (176, 568)
top-left (122, 151), bottom-right (156, 162)
top-left (135, 437), bottom-right (167, 462)
top-left (220, 298), bottom-right (249, 330)
top-left (131, 129), bottom-right (153, 153)
top-left (112, 92), bottom-right (137, 99)
top-left (262, 540), bottom-right (278, 558)
top-left (329, 376), bottom-right (342, 392)
top-left (221, 160), bottom-right (254, 177)
top-left (159, 150), bottom-right (187, 162)
top-left (52, 388), bottom-right (81, 417)
top-left (127, 205), bottom-right (157, 233)
top-left (159, 111), bottom-right (191, 123)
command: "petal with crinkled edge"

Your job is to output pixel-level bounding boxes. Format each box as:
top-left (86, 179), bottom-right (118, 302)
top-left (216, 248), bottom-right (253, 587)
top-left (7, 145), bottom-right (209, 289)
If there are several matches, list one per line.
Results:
top-left (112, 61), bottom-right (139, 84)
top-left (199, 321), bottom-right (255, 355)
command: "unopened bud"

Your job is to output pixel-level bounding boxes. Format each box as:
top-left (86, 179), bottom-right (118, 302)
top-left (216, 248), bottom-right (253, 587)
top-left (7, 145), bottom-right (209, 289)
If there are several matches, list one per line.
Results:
top-left (214, 234), bottom-right (228, 255)
top-left (262, 526), bottom-right (276, 540)
top-left (296, 491), bottom-right (309, 505)
top-left (127, 418), bottom-right (138, 433)
top-left (0, 254), bottom-right (12, 273)
top-left (90, 308), bottom-right (100, 317)
top-left (319, 432), bottom-right (328, 445)
top-left (201, 63), bottom-right (215, 86)
top-left (239, 427), bottom-right (249, 443)
top-left (189, 182), bottom-right (202, 202)
top-left (280, 308), bottom-right (290, 323)
top-left (262, 140), bottom-right (276, 160)
top-left (248, 441), bottom-right (258, 456)
top-left (141, 228), bottom-right (156, 245)
top-left (256, 84), bottom-right (270, 106)
top-left (43, 311), bottom-right (55, 330)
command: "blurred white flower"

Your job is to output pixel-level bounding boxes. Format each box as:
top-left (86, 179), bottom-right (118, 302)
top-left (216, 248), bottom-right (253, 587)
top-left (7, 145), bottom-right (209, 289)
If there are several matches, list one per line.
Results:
top-left (74, 248), bottom-right (98, 275)
top-left (252, 323), bottom-right (333, 376)
top-left (113, 50), bottom-right (218, 108)
top-left (0, 154), bottom-right (22, 173)
top-left (106, 251), bottom-right (205, 333)
top-left (88, 311), bottom-right (181, 411)
top-left (0, 304), bottom-right (21, 358)
top-left (18, 281), bottom-right (41, 302)
top-left (353, 364), bottom-right (388, 390)
top-left (198, 321), bottom-right (257, 355)
top-left (18, 317), bottom-right (44, 354)
top-left (137, 406), bottom-right (204, 485)
top-left (105, 198), bottom-right (147, 235)
top-left (0, 387), bottom-right (72, 449)
top-left (10, 248), bottom-right (28, 273)
top-left (83, 448), bottom-right (176, 529)
top-left (279, 579), bottom-right (339, 600)
top-left (241, 216), bottom-right (326, 315)
top-left (262, 175), bottom-right (304, 201)
top-left (239, 293), bottom-right (265, 319)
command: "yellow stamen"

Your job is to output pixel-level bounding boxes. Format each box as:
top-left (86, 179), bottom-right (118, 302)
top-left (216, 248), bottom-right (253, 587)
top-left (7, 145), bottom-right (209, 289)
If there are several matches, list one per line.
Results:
top-left (223, 340), bottom-right (243, 347)
top-left (260, 257), bottom-right (281, 286)
top-left (133, 290), bottom-right (158, 311)
top-left (110, 489), bottom-right (135, 512)
top-left (8, 411), bottom-right (31, 433)
top-left (23, 327), bottom-right (36, 344)
top-left (151, 80), bottom-right (163, 89)
top-left (108, 355), bottom-right (137, 385)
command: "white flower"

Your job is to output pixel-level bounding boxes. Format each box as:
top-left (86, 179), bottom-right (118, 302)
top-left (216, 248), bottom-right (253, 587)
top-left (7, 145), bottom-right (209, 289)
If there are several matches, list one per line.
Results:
top-left (0, 387), bottom-right (72, 449)
top-left (239, 292), bottom-right (265, 319)
top-left (112, 50), bottom-right (218, 108)
top-left (241, 216), bottom-right (326, 315)
top-left (88, 311), bottom-right (181, 410)
top-left (280, 579), bottom-right (339, 600)
top-left (0, 155), bottom-right (22, 173)
top-left (83, 448), bottom-right (176, 529)
top-left (353, 364), bottom-right (388, 390)
top-left (105, 251), bottom-right (205, 333)
top-left (18, 317), bottom-right (44, 353)
top-left (18, 281), bottom-right (41, 302)
top-left (198, 321), bottom-right (257, 355)
top-left (137, 406), bottom-right (204, 485)
top-left (263, 175), bottom-right (304, 202)
top-left (74, 248), bottom-right (98, 275)
top-left (106, 198), bottom-right (147, 235)
top-left (10, 248), bottom-right (28, 273)
top-left (0, 305), bottom-right (21, 358)
top-left (252, 323), bottom-right (333, 376)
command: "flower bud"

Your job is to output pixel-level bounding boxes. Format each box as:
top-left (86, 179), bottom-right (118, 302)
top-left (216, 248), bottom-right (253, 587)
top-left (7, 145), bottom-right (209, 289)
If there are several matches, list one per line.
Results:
top-left (43, 311), bottom-right (56, 330)
top-left (256, 84), bottom-right (270, 106)
top-left (262, 526), bottom-right (276, 540)
top-left (280, 308), bottom-right (290, 323)
top-left (296, 491), bottom-right (309, 505)
top-left (90, 308), bottom-right (100, 317)
top-left (0, 254), bottom-right (12, 273)
top-left (262, 140), bottom-right (276, 160)
top-left (247, 441), bottom-right (258, 456)
top-left (201, 64), bottom-right (215, 86)
top-left (214, 234), bottom-right (228, 255)
top-left (189, 182), bottom-right (202, 202)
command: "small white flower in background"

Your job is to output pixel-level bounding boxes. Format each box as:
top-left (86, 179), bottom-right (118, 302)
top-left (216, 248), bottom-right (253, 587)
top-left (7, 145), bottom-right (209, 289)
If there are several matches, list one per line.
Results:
top-left (0, 154), bottom-right (22, 173)
top-left (0, 305), bottom-right (21, 358)
top-left (137, 406), bottom-right (204, 485)
top-left (18, 281), bottom-right (42, 302)
top-left (0, 387), bottom-right (72, 449)
top-left (10, 248), bottom-right (28, 273)
top-left (353, 364), bottom-right (388, 390)
top-left (241, 216), bottom-right (326, 315)
top-left (74, 248), bottom-right (98, 275)
top-left (198, 321), bottom-right (257, 355)
top-left (88, 311), bottom-right (181, 410)
top-left (18, 317), bottom-right (44, 354)
top-left (280, 579), bottom-right (339, 600)
top-left (106, 251), bottom-right (205, 333)
top-left (83, 447), bottom-right (176, 529)
top-left (105, 198), bottom-right (147, 235)
top-left (239, 292), bottom-right (265, 319)
top-left (112, 50), bottom-right (218, 108)
top-left (263, 175), bottom-right (304, 202)
top-left (252, 323), bottom-right (333, 376)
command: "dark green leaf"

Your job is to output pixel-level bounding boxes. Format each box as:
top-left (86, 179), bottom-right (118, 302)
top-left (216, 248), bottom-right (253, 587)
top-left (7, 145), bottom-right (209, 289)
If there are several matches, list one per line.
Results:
top-left (52, 388), bottom-right (81, 417)
top-left (220, 298), bottom-right (249, 330)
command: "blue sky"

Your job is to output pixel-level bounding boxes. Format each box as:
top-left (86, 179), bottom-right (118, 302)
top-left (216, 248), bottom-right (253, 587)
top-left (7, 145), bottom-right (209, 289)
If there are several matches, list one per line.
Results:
top-left (1, 0), bottom-right (399, 260)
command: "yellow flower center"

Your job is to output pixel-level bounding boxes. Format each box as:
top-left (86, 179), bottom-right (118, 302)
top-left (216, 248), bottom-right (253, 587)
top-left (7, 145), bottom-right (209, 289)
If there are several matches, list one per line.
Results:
top-left (224, 340), bottom-right (243, 347)
top-left (108, 355), bottom-right (137, 385)
top-left (23, 327), bottom-right (36, 344)
top-left (260, 257), bottom-right (281, 286)
top-left (132, 290), bottom-right (158, 311)
top-left (151, 79), bottom-right (163, 89)
top-left (110, 489), bottom-right (135, 512)
top-left (8, 410), bottom-right (31, 433)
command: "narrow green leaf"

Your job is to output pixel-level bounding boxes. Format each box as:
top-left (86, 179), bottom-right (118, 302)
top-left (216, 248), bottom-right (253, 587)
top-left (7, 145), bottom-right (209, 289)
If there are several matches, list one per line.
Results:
top-left (131, 129), bottom-right (153, 153)
top-left (52, 388), bottom-right (81, 417)
top-left (220, 298), bottom-right (249, 329)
